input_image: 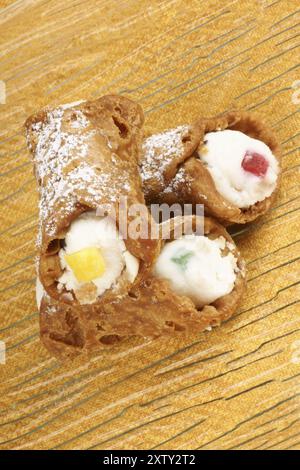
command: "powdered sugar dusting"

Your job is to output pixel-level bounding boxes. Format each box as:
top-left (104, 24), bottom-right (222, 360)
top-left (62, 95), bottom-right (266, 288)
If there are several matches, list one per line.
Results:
top-left (30, 107), bottom-right (93, 240)
top-left (162, 167), bottom-right (191, 196)
top-left (27, 103), bottom-right (133, 245)
top-left (141, 125), bottom-right (189, 186)
top-left (172, 167), bottom-right (190, 189)
top-left (45, 304), bottom-right (58, 315)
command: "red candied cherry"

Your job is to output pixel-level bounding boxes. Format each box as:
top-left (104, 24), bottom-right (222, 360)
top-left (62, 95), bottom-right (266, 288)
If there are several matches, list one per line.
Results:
top-left (242, 151), bottom-right (269, 177)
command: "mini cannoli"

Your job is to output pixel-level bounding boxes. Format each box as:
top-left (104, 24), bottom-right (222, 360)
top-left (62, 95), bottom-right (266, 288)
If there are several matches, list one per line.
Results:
top-left (38, 216), bottom-right (246, 360)
top-left (25, 96), bottom-right (159, 306)
top-left (141, 112), bottom-right (281, 224)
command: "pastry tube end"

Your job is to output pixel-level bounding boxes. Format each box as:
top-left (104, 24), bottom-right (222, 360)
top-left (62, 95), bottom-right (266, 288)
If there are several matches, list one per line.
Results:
top-left (192, 111), bottom-right (281, 224)
top-left (38, 216), bottom-right (246, 360)
top-left (141, 111), bottom-right (281, 225)
top-left (25, 95), bottom-right (159, 307)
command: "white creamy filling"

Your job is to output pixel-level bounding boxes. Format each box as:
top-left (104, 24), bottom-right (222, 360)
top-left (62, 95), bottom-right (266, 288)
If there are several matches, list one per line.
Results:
top-left (36, 277), bottom-right (45, 309)
top-left (58, 212), bottom-right (139, 302)
top-left (198, 129), bottom-right (279, 208)
top-left (154, 234), bottom-right (238, 307)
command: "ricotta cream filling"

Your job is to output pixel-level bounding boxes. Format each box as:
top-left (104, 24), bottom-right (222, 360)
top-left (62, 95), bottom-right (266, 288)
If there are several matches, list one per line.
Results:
top-left (154, 234), bottom-right (238, 307)
top-left (58, 212), bottom-right (139, 304)
top-left (198, 129), bottom-right (279, 208)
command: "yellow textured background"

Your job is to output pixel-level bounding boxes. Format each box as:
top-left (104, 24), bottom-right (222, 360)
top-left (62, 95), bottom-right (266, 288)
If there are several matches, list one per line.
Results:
top-left (0, 0), bottom-right (299, 450)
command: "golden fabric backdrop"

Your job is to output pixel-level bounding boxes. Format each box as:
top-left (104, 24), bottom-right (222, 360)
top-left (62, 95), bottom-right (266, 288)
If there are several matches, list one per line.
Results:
top-left (0, 0), bottom-right (299, 450)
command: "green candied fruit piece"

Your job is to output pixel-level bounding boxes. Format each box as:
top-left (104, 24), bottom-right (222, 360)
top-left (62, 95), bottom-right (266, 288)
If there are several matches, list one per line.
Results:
top-left (171, 251), bottom-right (193, 271)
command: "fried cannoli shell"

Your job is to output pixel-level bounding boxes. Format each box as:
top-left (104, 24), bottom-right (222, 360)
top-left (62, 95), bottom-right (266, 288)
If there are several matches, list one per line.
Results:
top-left (141, 124), bottom-right (203, 202)
top-left (25, 95), bottom-right (159, 305)
top-left (39, 216), bottom-right (246, 360)
top-left (141, 111), bottom-right (281, 225)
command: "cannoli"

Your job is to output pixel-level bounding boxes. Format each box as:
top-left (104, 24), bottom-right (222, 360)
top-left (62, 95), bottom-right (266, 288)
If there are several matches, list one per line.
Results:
top-left (25, 95), bottom-right (159, 306)
top-left (141, 111), bottom-right (281, 224)
top-left (38, 216), bottom-right (246, 360)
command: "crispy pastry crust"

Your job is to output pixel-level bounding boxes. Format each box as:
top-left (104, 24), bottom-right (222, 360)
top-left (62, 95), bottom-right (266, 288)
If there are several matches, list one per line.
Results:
top-left (141, 111), bottom-right (281, 224)
top-left (39, 216), bottom-right (246, 360)
top-left (25, 96), bottom-right (160, 305)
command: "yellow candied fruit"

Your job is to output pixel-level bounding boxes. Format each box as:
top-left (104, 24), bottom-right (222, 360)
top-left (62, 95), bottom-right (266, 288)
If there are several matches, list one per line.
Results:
top-left (65, 247), bottom-right (106, 283)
